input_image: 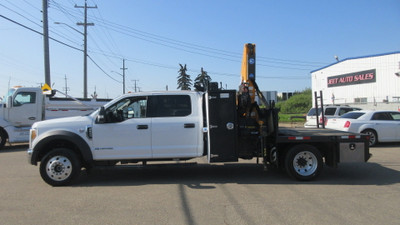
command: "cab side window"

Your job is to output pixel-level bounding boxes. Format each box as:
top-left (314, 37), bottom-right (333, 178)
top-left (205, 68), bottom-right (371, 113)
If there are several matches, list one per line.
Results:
top-left (148, 95), bottom-right (191, 117)
top-left (13, 92), bottom-right (36, 106)
top-left (104, 97), bottom-right (147, 123)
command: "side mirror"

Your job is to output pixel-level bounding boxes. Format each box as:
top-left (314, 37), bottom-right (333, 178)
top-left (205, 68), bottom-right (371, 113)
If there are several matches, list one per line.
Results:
top-left (96, 106), bottom-right (106, 124)
top-left (6, 96), bottom-right (12, 108)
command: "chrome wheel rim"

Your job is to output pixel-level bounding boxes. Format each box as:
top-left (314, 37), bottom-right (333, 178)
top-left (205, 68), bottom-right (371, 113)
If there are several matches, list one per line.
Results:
top-left (292, 151), bottom-right (318, 176)
top-left (46, 156), bottom-right (72, 181)
top-left (365, 131), bottom-right (376, 146)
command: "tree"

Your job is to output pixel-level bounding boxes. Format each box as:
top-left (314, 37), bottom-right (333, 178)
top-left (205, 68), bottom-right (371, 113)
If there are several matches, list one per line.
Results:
top-left (177, 64), bottom-right (192, 90)
top-left (194, 67), bottom-right (212, 90)
top-left (276, 88), bottom-right (312, 114)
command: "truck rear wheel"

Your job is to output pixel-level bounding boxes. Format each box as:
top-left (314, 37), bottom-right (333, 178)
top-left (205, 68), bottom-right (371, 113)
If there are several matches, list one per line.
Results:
top-left (285, 144), bottom-right (323, 181)
top-left (40, 148), bottom-right (81, 186)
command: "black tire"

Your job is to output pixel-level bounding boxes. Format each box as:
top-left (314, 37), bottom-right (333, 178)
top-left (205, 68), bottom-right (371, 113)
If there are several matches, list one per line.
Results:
top-left (285, 144), bottom-right (323, 181)
top-left (0, 129), bottom-right (7, 150)
top-left (361, 129), bottom-right (378, 147)
top-left (40, 148), bottom-right (81, 186)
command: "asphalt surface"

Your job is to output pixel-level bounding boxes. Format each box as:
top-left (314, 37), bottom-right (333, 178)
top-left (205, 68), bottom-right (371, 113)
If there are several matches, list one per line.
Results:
top-left (1, 143), bottom-right (400, 225)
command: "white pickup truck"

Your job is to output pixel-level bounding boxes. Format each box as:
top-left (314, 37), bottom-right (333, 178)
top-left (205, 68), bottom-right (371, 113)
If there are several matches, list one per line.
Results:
top-left (28, 89), bottom-right (371, 186)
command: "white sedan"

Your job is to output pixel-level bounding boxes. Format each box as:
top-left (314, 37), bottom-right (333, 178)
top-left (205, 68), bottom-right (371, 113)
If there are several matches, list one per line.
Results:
top-left (326, 110), bottom-right (400, 146)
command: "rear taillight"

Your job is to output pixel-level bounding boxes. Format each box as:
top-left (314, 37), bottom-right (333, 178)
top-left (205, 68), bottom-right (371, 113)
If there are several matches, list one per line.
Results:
top-left (319, 117), bottom-right (327, 126)
top-left (344, 121), bottom-right (351, 128)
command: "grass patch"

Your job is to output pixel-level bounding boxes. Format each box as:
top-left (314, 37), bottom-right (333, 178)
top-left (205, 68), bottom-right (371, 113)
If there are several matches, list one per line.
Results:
top-left (279, 113), bottom-right (306, 123)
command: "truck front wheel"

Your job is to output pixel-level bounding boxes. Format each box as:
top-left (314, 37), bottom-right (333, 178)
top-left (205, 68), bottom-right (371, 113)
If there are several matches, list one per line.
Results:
top-left (285, 145), bottom-right (323, 181)
top-left (40, 148), bottom-right (81, 186)
top-left (0, 129), bottom-right (6, 149)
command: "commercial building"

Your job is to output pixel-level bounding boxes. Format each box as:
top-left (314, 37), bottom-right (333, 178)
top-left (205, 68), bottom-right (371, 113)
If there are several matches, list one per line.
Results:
top-left (311, 52), bottom-right (400, 111)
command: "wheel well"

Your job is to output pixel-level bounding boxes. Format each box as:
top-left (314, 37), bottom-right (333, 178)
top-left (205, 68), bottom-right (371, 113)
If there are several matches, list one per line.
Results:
top-left (0, 127), bottom-right (9, 139)
top-left (36, 139), bottom-right (85, 166)
top-left (277, 143), bottom-right (329, 168)
top-left (361, 128), bottom-right (377, 136)
top-left (32, 130), bottom-right (93, 167)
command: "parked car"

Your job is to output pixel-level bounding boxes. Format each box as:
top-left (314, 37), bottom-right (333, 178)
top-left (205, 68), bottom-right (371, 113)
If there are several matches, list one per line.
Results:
top-left (304, 105), bottom-right (362, 128)
top-left (326, 110), bottom-right (400, 146)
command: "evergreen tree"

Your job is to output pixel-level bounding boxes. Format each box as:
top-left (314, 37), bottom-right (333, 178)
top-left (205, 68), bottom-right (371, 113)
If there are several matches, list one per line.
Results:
top-left (177, 64), bottom-right (192, 90)
top-left (194, 67), bottom-right (212, 90)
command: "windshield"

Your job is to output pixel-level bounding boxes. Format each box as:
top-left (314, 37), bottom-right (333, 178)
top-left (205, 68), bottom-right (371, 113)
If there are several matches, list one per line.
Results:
top-left (1, 88), bottom-right (15, 104)
top-left (89, 108), bottom-right (100, 117)
top-left (341, 112), bottom-right (365, 119)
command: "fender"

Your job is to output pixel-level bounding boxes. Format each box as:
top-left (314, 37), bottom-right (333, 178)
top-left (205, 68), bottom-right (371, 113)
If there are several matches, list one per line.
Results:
top-left (358, 123), bottom-right (375, 133)
top-left (31, 130), bottom-right (93, 166)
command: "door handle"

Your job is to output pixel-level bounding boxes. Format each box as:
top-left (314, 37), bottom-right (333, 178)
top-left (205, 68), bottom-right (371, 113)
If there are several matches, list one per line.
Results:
top-left (209, 125), bottom-right (218, 129)
top-left (137, 125), bottom-right (148, 130)
top-left (184, 123), bottom-right (195, 128)
top-left (28, 117), bottom-right (36, 120)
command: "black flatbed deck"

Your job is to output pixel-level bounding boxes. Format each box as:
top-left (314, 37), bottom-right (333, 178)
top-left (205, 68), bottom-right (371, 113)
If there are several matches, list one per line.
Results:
top-left (277, 127), bottom-right (369, 143)
top-left (278, 127), bottom-right (358, 136)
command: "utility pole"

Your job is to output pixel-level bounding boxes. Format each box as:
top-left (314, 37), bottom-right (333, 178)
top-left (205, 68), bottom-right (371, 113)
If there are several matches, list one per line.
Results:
top-left (132, 79), bottom-right (139, 92)
top-left (42, 0), bottom-right (51, 86)
top-left (63, 75), bottom-right (70, 97)
top-left (75, 0), bottom-right (97, 99)
top-left (120, 59), bottom-right (127, 94)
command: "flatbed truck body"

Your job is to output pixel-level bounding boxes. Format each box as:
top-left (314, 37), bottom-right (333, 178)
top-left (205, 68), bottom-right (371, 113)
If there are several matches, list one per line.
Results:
top-left (26, 44), bottom-right (370, 186)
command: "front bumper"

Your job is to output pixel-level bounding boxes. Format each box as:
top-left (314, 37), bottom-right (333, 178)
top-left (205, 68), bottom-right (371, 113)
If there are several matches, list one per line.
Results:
top-left (27, 148), bottom-right (37, 165)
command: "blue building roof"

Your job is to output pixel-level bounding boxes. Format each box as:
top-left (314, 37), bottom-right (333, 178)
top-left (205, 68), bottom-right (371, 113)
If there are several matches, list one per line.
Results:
top-left (311, 51), bottom-right (400, 73)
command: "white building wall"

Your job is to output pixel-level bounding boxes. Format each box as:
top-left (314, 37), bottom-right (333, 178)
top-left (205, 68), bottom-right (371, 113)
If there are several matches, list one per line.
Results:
top-left (311, 52), bottom-right (400, 111)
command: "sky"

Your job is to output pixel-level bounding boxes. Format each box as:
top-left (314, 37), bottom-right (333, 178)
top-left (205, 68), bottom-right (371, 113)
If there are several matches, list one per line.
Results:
top-left (1, 0), bottom-right (400, 99)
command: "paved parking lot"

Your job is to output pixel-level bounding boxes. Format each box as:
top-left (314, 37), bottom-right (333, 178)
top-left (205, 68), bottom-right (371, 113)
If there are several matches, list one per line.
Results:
top-left (0, 143), bottom-right (399, 225)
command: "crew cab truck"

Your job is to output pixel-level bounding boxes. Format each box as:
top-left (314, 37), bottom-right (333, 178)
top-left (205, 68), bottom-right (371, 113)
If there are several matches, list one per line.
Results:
top-left (27, 44), bottom-right (371, 186)
top-left (0, 86), bottom-right (108, 149)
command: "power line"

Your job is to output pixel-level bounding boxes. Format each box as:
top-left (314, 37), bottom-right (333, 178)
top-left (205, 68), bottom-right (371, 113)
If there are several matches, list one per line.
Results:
top-left (87, 55), bottom-right (121, 83)
top-left (1, 2), bottom-right (42, 28)
top-left (0, 14), bottom-right (82, 52)
top-left (0, 14), bottom-right (123, 84)
top-left (1, 14), bottom-right (310, 84)
top-left (46, 1), bottom-right (325, 70)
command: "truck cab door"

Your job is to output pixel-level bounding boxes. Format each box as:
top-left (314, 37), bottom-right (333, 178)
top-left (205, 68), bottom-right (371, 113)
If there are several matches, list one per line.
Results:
top-left (149, 94), bottom-right (201, 158)
top-left (91, 96), bottom-right (152, 160)
top-left (6, 91), bottom-right (41, 127)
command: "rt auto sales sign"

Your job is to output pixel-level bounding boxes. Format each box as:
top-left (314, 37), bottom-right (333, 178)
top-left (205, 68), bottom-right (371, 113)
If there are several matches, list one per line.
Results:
top-left (327, 69), bottom-right (376, 87)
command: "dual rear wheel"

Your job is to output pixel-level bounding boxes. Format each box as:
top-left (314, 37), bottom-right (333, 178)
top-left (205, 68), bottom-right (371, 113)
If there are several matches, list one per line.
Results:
top-left (284, 144), bottom-right (323, 181)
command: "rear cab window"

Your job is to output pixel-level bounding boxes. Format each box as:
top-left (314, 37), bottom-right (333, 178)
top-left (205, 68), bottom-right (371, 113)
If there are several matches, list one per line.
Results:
top-left (324, 108), bottom-right (337, 116)
top-left (148, 95), bottom-right (192, 117)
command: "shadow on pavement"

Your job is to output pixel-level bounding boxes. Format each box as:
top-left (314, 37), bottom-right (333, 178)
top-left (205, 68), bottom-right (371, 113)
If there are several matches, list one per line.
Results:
top-left (0, 144), bottom-right (28, 153)
top-left (75, 161), bottom-right (400, 187)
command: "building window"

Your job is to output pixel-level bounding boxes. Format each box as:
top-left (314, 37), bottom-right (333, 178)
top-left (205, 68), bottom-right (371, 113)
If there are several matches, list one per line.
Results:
top-left (354, 97), bottom-right (367, 104)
